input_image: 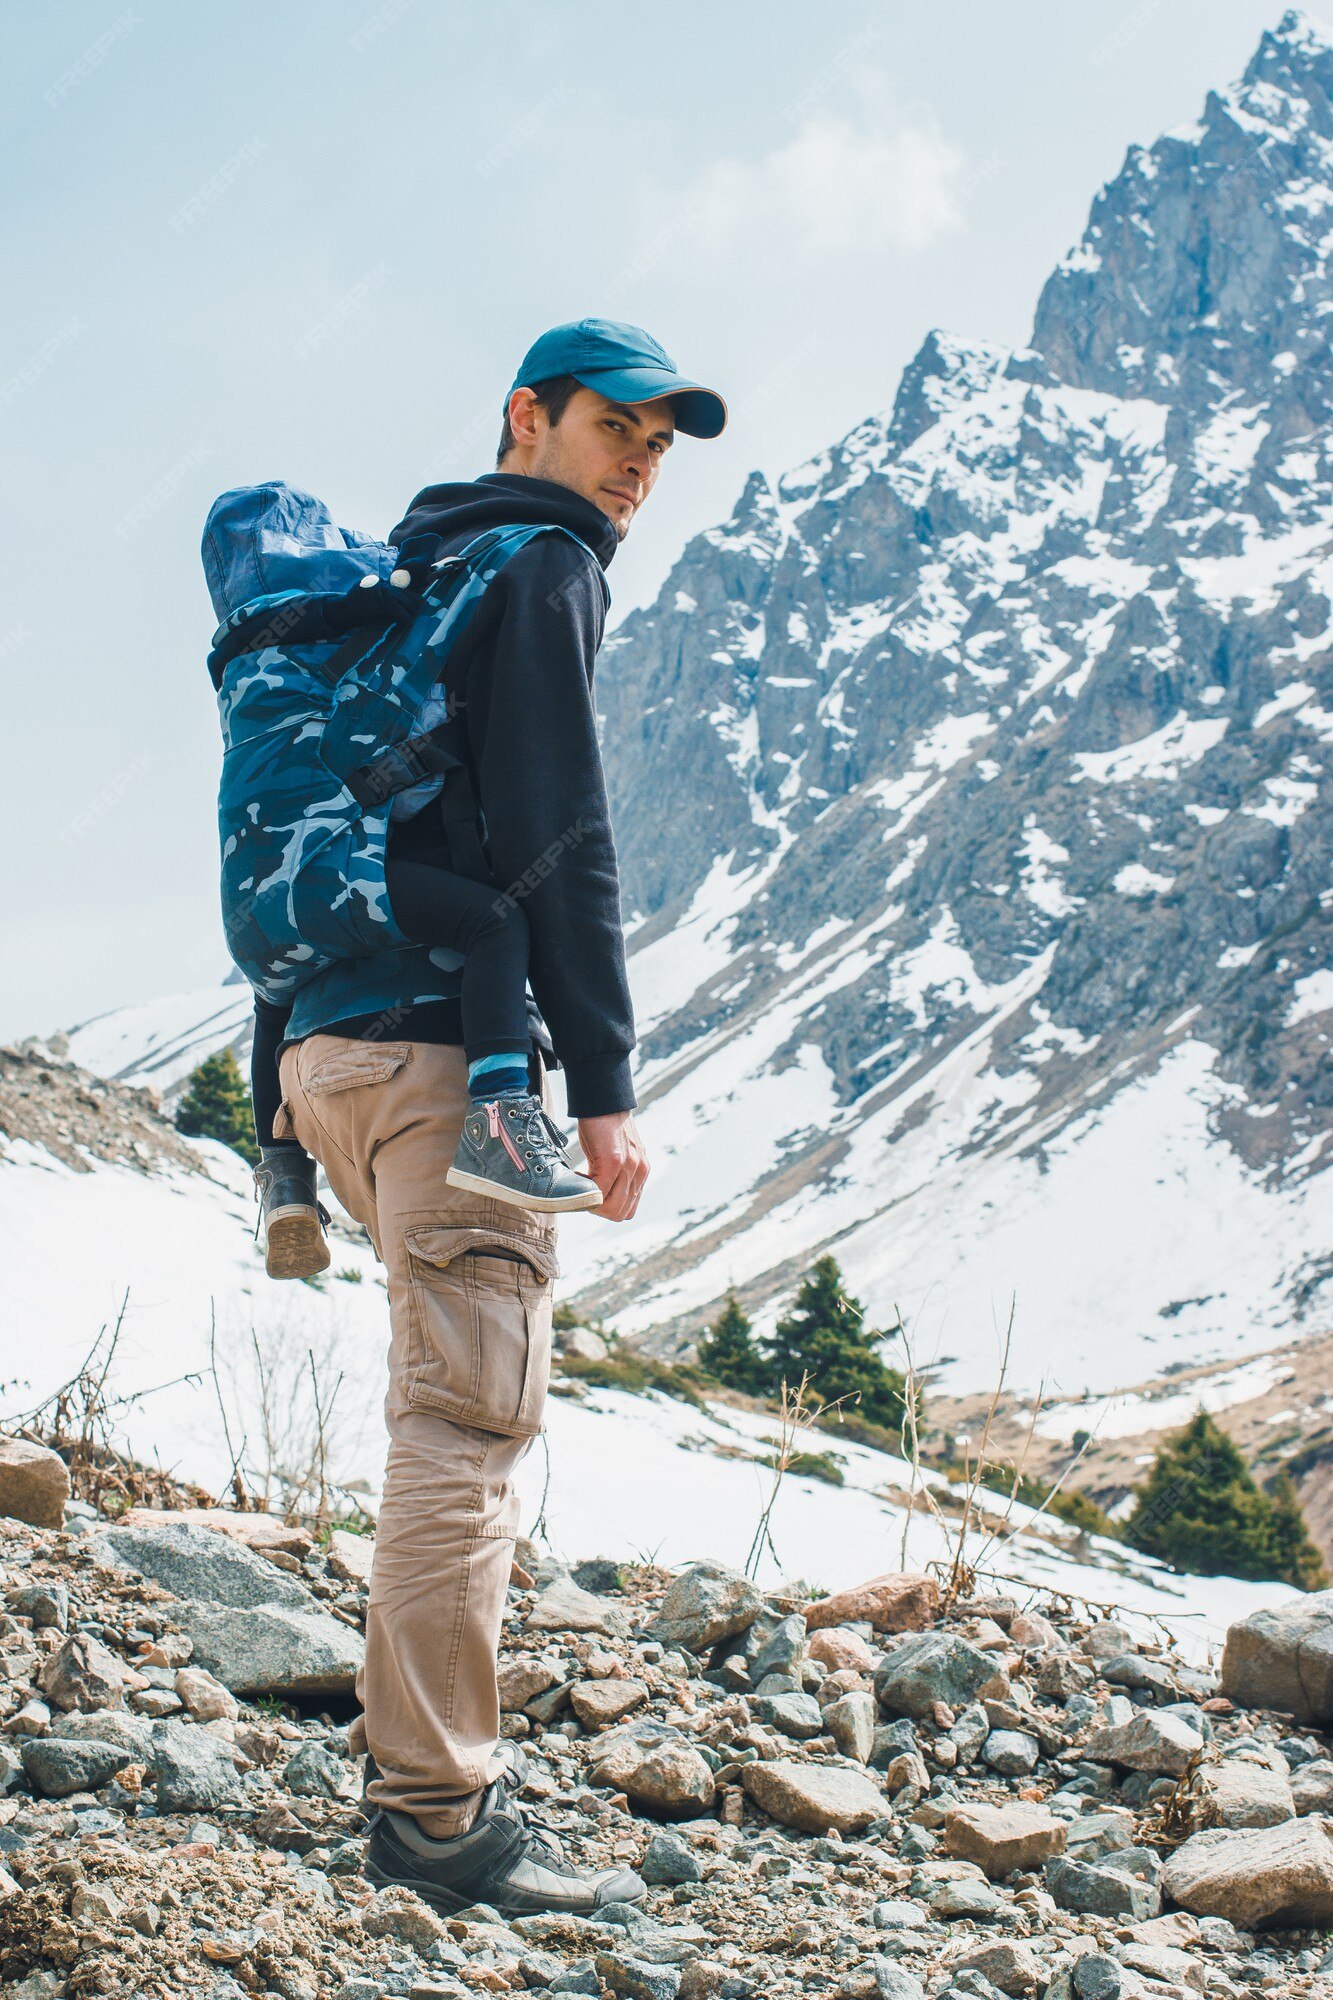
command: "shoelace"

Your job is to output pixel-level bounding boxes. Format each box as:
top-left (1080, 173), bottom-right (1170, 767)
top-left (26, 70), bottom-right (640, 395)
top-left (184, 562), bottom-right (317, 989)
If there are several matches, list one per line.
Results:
top-left (501, 1098), bottom-right (576, 1168)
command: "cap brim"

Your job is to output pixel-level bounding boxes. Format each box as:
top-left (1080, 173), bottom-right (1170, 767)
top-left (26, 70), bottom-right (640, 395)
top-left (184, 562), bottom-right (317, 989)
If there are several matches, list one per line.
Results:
top-left (572, 363), bottom-right (728, 439)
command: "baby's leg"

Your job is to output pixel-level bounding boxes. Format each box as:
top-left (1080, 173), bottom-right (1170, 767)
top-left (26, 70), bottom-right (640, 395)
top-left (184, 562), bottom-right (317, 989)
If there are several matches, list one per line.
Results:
top-left (383, 857), bottom-right (531, 1095)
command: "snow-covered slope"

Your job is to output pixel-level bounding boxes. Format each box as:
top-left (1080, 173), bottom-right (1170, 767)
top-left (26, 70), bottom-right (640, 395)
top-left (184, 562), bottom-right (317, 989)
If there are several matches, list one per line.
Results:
top-left (0, 1097), bottom-right (1292, 1661)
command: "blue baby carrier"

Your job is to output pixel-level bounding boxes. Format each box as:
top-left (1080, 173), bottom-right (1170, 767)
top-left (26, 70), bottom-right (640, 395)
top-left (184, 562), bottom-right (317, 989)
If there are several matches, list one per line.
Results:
top-left (202, 481), bottom-right (598, 1038)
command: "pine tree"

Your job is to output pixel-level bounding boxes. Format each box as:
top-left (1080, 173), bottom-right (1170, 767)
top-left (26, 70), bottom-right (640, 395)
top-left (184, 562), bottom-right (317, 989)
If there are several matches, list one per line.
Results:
top-left (1126, 1410), bottom-right (1326, 1588)
top-left (1266, 1472), bottom-right (1328, 1591)
top-left (697, 1292), bottom-right (769, 1396)
top-left (176, 1048), bottom-right (258, 1166)
top-left (763, 1254), bottom-right (912, 1434)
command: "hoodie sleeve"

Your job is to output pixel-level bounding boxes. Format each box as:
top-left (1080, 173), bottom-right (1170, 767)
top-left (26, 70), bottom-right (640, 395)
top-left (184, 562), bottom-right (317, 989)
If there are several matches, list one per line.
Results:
top-left (468, 533), bottom-right (637, 1117)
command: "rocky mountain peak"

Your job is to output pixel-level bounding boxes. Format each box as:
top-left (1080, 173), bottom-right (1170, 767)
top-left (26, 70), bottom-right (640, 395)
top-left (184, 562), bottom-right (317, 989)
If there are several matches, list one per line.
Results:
top-left (1031, 6), bottom-right (1333, 413)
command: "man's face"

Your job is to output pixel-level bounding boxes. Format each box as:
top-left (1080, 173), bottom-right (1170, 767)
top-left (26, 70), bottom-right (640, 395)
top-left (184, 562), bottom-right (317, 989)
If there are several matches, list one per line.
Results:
top-left (506, 385), bottom-right (675, 540)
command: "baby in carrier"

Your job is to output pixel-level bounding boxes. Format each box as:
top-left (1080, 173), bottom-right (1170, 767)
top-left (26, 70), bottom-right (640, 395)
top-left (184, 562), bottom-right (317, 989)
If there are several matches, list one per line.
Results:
top-left (253, 811), bottom-right (603, 1279)
top-left (206, 483), bottom-right (604, 1280)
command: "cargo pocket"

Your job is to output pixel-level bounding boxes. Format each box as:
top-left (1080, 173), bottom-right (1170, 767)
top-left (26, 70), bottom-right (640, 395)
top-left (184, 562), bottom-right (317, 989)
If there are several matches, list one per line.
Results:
top-left (403, 1223), bottom-right (558, 1438)
top-left (299, 1040), bottom-right (413, 1096)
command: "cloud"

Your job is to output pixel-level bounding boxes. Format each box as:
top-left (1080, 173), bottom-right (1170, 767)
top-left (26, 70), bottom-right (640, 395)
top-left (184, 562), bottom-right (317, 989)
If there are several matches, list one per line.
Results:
top-left (678, 83), bottom-right (970, 260)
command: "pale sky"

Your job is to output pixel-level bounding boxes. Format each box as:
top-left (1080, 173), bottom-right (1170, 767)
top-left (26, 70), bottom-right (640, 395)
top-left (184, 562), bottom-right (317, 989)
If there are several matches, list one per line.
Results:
top-left (3, 0), bottom-right (1298, 1039)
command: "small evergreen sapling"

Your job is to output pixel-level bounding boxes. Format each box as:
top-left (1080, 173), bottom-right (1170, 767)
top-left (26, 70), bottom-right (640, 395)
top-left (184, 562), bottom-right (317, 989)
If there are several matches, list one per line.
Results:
top-left (1126, 1408), bottom-right (1326, 1589)
top-left (697, 1291), bottom-right (769, 1396)
top-left (176, 1048), bottom-right (258, 1166)
top-left (764, 1253), bottom-right (912, 1434)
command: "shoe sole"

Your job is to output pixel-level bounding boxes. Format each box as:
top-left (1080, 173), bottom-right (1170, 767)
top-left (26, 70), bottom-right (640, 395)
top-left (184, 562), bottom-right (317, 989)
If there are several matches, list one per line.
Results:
top-left (265, 1205), bottom-right (332, 1280)
top-left (444, 1169), bottom-right (602, 1212)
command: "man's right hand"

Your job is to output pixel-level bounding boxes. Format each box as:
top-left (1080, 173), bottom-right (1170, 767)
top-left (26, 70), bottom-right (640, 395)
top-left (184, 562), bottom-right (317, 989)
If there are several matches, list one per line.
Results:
top-left (576, 1110), bottom-right (649, 1221)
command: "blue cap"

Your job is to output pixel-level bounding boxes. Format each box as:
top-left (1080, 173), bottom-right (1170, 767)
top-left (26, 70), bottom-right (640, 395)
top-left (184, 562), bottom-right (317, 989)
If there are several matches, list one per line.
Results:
top-left (506, 318), bottom-right (727, 439)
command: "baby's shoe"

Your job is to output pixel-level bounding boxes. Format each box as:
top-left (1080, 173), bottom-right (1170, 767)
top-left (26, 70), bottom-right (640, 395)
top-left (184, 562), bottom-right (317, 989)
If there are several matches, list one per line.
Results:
top-left (255, 1146), bottom-right (331, 1279)
top-left (446, 1095), bottom-right (602, 1213)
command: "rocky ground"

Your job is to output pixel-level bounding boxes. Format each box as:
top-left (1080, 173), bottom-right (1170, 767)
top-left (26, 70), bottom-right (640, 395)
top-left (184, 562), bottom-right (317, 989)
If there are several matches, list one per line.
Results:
top-left (1, 1439), bottom-right (1333, 1999)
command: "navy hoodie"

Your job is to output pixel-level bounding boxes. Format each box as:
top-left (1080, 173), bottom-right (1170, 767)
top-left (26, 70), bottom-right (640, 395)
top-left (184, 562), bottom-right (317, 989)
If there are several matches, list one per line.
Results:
top-left (258, 472), bottom-right (637, 1122)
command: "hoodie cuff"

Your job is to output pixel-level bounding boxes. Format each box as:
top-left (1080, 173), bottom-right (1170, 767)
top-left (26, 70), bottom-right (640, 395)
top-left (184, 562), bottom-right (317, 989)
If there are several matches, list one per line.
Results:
top-left (561, 1054), bottom-right (637, 1119)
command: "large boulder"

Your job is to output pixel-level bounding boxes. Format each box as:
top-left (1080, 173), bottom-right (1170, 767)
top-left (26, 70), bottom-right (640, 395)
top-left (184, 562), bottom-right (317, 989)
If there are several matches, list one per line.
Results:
top-left (1162, 1817), bottom-right (1333, 1928)
top-left (1082, 1707), bottom-right (1202, 1777)
top-left (648, 1561), bottom-right (762, 1655)
top-left (741, 1757), bottom-right (885, 1835)
top-left (1184, 1748), bottom-right (1294, 1832)
top-left (21, 1737), bottom-right (136, 1798)
top-left (1221, 1593), bottom-right (1333, 1724)
top-left (874, 1632), bottom-right (1008, 1719)
top-left (804, 1573), bottom-right (939, 1635)
top-left (945, 1801), bottom-right (1067, 1880)
top-left (115, 1506), bottom-right (313, 1558)
top-left (586, 1719), bottom-right (715, 1818)
top-left (0, 1437), bottom-right (70, 1529)
top-left (93, 1522), bottom-right (363, 1697)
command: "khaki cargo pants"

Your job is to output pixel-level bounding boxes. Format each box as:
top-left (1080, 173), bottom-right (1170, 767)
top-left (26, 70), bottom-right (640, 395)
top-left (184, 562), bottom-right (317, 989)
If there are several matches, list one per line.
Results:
top-left (276, 1034), bottom-right (558, 1836)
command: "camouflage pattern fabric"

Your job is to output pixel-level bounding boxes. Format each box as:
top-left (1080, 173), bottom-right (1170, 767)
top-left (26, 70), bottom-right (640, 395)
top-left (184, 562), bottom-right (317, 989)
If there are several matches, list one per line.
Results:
top-left (212, 521), bottom-right (598, 1038)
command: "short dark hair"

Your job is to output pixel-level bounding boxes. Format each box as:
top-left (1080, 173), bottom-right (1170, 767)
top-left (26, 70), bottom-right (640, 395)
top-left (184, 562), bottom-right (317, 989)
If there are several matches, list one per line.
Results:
top-left (496, 374), bottom-right (583, 467)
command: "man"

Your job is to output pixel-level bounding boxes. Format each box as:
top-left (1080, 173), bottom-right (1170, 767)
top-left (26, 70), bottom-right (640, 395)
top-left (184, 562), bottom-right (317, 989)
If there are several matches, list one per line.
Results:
top-left (273, 319), bottom-right (726, 1913)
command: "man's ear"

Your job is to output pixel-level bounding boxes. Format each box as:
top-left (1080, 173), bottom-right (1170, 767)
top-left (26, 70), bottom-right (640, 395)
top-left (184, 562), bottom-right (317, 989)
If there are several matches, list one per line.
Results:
top-left (506, 386), bottom-right (541, 450)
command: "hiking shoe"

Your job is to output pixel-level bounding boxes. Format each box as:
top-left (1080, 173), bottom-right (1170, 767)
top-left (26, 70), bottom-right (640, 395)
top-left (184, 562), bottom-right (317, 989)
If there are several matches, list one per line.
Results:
top-left (254, 1147), bottom-right (331, 1280)
top-left (355, 1741), bottom-right (529, 1828)
top-left (446, 1094), bottom-right (602, 1213)
top-left (364, 1779), bottom-right (645, 1915)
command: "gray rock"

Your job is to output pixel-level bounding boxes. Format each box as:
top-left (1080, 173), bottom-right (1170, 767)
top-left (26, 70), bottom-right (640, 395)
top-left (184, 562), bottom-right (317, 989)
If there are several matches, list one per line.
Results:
top-left (855, 1962), bottom-right (926, 2000)
top-left (40, 1631), bottom-right (126, 1713)
top-left (95, 1521), bottom-right (312, 1609)
top-left (751, 1691), bottom-right (823, 1739)
top-left (526, 1574), bottom-right (630, 1637)
top-left (873, 1899), bottom-right (928, 1929)
top-left (981, 1728), bottom-right (1039, 1776)
top-left (171, 1601), bottom-right (363, 1698)
top-left (0, 1436), bottom-right (70, 1529)
top-left (21, 1735), bottom-right (135, 1798)
top-left (284, 1739), bottom-right (347, 1799)
top-left (1161, 1816), bottom-right (1333, 1927)
top-left (594, 1952), bottom-right (681, 2000)
top-left (649, 1561), bottom-right (763, 1655)
top-left (1292, 1757), bottom-right (1333, 1814)
top-left (1099, 1653), bottom-right (1177, 1697)
top-left (1044, 1854), bottom-right (1160, 1920)
top-left (874, 1633), bottom-right (1008, 1719)
top-left (1187, 1749), bottom-right (1294, 1830)
top-left (94, 1522), bottom-right (363, 1697)
top-left (152, 1728), bottom-right (242, 1813)
top-left (931, 1877), bottom-right (1003, 1917)
top-left (9, 1582), bottom-right (69, 1630)
top-left (741, 1756), bottom-right (885, 1835)
top-left (1082, 1707), bottom-right (1202, 1776)
top-left (747, 1612), bottom-right (807, 1681)
top-left (51, 1709), bottom-right (153, 1753)
top-left (1222, 1592), bottom-right (1333, 1724)
top-left (826, 1689), bottom-right (877, 1763)
top-left (640, 1830), bottom-right (703, 1885)
top-left (550, 1967), bottom-right (602, 1997)
top-left (871, 1720), bottom-right (919, 1768)
top-left (1072, 1959), bottom-right (1123, 2000)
